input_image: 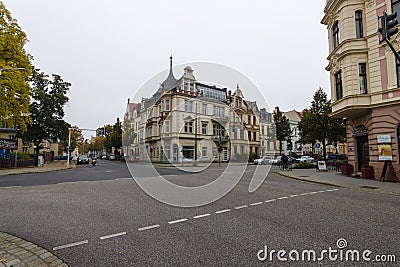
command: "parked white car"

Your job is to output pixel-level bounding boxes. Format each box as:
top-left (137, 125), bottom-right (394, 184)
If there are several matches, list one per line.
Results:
top-left (254, 156), bottom-right (272, 165)
top-left (296, 156), bottom-right (315, 163)
top-left (268, 156), bottom-right (282, 165)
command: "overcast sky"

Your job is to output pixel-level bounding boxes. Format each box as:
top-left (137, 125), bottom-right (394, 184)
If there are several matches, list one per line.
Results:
top-left (4, 0), bottom-right (330, 138)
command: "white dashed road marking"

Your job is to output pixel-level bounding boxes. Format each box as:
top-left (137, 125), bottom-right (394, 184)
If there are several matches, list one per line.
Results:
top-left (53, 240), bottom-right (89, 251)
top-left (168, 218), bottom-right (188, 224)
top-left (52, 189), bottom-right (341, 250)
top-left (138, 224), bottom-right (160, 231)
top-left (215, 209), bottom-right (231, 214)
top-left (100, 232), bottom-right (126, 240)
top-left (193, 214), bottom-right (211, 219)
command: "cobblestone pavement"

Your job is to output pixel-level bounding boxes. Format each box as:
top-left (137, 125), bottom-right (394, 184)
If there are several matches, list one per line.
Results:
top-left (0, 232), bottom-right (68, 267)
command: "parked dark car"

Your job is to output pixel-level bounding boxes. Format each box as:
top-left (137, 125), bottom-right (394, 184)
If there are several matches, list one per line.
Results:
top-left (327, 154), bottom-right (348, 161)
top-left (77, 155), bottom-right (89, 165)
top-left (55, 155), bottom-right (70, 160)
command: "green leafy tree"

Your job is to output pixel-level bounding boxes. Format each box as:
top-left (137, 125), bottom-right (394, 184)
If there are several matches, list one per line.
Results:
top-left (0, 2), bottom-right (32, 132)
top-left (22, 68), bottom-right (70, 154)
top-left (299, 87), bottom-right (346, 159)
top-left (273, 106), bottom-right (292, 155)
top-left (122, 113), bottom-right (136, 147)
top-left (298, 110), bottom-right (318, 154)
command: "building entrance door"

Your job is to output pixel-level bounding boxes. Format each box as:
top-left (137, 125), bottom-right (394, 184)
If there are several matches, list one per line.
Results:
top-left (356, 135), bottom-right (369, 172)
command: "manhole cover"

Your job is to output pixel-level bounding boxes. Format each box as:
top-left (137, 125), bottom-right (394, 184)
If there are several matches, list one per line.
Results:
top-left (298, 175), bottom-right (310, 177)
top-left (361, 186), bottom-right (379, 190)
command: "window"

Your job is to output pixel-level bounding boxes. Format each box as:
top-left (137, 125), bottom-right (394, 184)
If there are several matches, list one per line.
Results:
top-left (182, 146), bottom-right (194, 159)
top-left (202, 123), bottom-right (207, 135)
top-left (213, 106), bottom-right (225, 118)
top-left (396, 57), bottom-right (400, 87)
top-left (185, 100), bottom-right (193, 112)
top-left (164, 121), bottom-right (170, 133)
top-left (248, 115), bottom-right (251, 124)
top-left (355, 11), bottom-right (363, 38)
top-left (248, 131), bottom-right (251, 141)
top-left (253, 132), bottom-right (257, 142)
top-left (184, 83), bottom-right (188, 91)
top-left (165, 99), bottom-right (170, 111)
top-left (335, 71), bottom-right (343, 100)
top-left (213, 124), bottom-right (223, 136)
top-left (184, 122), bottom-right (193, 133)
top-left (392, 0), bottom-right (400, 19)
top-left (202, 147), bottom-right (207, 158)
top-left (253, 116), bottom-right (257, 125)
top-left (333, 21), bottom-right (340, 49)
top-left (202, 104), bottom-right (207, 115)
top-left (190, 83), bottom-right (194, 92)
top-left (359, 63), bottom-right (367, 94)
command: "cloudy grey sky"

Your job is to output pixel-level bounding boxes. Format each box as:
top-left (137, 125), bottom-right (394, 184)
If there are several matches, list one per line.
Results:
top-left (4, 0), bottom-right (329, 137)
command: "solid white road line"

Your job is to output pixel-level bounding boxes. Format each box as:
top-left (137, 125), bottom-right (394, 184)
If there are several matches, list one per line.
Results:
top-left (265, 199), bottom-right (276, 203)
top-left (193, 214), bottom-right (211, 219)
top-left (215, 209), bottom-right (231, 214)
top-left (250, 202), bottom-right (263, 206)
top-left (234, 205), bottom-right (248, 210)
top-left (138, 224), bottom-right (160, 231)
top-left (168, 218), bottom-right (188, 224)
top-left (100, 232), bottom-right (126, 240)
top-left (53, 240), bottom-right (89, 251)
top-left (277, 196), bottom-right (289, 200)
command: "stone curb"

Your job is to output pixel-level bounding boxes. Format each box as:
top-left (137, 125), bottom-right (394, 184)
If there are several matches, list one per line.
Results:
top-left (0, 232), bottom-right (68, 267)
top-left (0, 164), bottom-right (76, 177)
top-left (274, 171), bottom-right (400, 197)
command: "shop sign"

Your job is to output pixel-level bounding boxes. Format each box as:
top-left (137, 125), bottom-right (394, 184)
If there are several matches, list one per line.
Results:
top-left (0, 138), bottom-right (17, 149)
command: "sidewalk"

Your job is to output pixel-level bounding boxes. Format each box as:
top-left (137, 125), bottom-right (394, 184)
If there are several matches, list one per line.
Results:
top-left (275, 168), bottom-right (400, 196)
top-left (0, 161), bottom-right (75, 176)
top-left (0, 232), bottom-right (68, 267)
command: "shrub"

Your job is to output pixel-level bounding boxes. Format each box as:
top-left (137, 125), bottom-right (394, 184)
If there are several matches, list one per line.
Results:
top-left (248, 152), bottom-right (257, 162)
top-left (11, 152), bottom-right (32, 160)
top-left (294, 162), bottom-right (314, 169)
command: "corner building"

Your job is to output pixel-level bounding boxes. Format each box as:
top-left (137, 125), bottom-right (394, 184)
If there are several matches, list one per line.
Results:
top-left (322, 0), bottom-right (400, 178)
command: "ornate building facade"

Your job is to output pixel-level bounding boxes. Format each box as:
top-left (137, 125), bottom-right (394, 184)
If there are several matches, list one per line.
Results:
top-left (322, 0), bottom-right (400, 177)
top-left (125, 58), bottom-right (261, 163)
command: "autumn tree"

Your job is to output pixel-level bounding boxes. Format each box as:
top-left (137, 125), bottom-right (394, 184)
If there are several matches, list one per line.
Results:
top-left (298, 87), bottom-right (346, 159)
top-left (21, 68), bottom-right (71, 154)
top-left (273, 107), bottom-right (292, 155)
top-left (0, 2), bottom-right (32, 132)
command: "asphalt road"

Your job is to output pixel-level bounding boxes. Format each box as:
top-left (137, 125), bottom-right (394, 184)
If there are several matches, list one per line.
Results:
top-left (0, 162), bottom-right (399, 266)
